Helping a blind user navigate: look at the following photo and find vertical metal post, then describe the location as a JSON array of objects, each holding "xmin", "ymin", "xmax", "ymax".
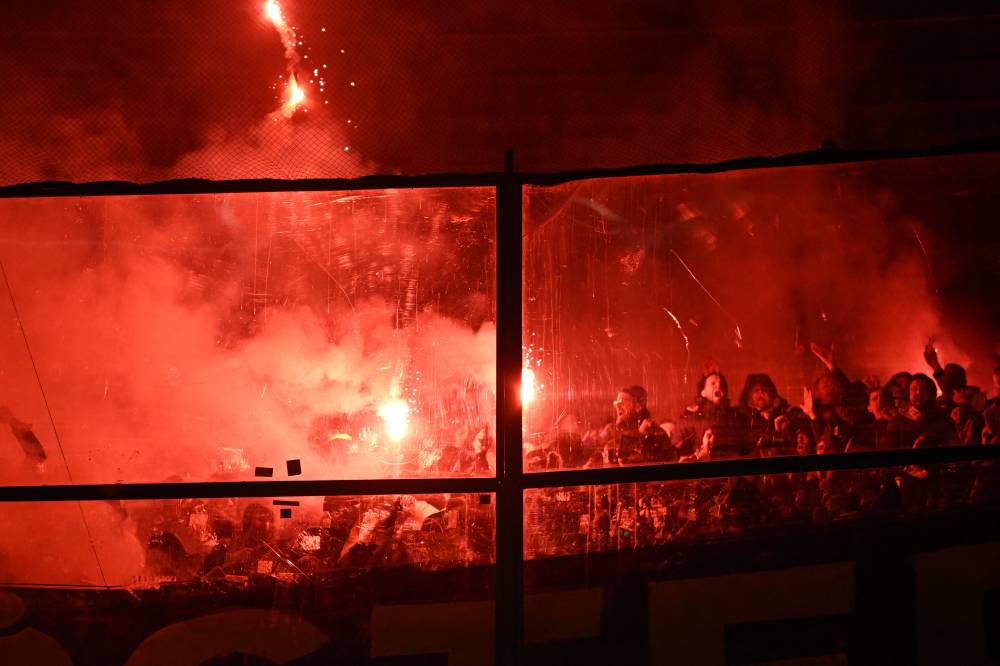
[{"xmin": 495, "ymin": 149, "xmax": 524, "ymax": 665}]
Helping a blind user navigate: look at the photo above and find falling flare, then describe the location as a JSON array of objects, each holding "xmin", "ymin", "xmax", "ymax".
[
  {"xmin": 378, "ymin": 399, "xmax": 409, "ymax": 443},
  {"xmin": 264, "ymin": 0, "xmax": 296, "ymax": 57},
  {"xmin": 264, "ymin": 0, "xmax": 309, "ymax": 117},
  {"xmin": 264, "ymin": 0, "xmax": 284, "ymax": 27}
]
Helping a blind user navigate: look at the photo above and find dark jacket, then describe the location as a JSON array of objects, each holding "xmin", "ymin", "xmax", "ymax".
[
  {"xmin": 676, "ymin": 399, "xmax": 749, "ymax": 458},
  {"xmin": 735, "ymin": 396, "xmax": 790, "ymax": 451},
  {"xmin": 886, "ymin": 405, "xmax": 959, "ymax": 449},
  {"xmin": 614, "ymin": 409, "xmax": 674, "ymax": 463}
]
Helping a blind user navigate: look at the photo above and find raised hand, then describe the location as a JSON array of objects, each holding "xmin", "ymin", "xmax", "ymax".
[
  {"xmin": 923, "ymin": 336, "xmax": 943, "ymax": 372},
  {"xmin": 802, "ymin": 387, "xmax": 815, "ymax": 420},
  {"xmin": 774, "ymin": 414, "xmax": 789, "ymax": 434},
  {"xmin": 809, "ymin": 342, "xmax": 836, "ymax": 371}
]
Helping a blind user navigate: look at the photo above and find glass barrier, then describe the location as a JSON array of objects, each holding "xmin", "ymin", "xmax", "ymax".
[
  {"xmin": 0, "ymin": 188, "xmax": 496, "ymax": 485},
  {"xmin": 0, "ymin": 493, "xmax": 496, "ymax": 663},
  {"xmin": 523, "ymin": 459, "xmax": 1000, "ymax": 560},
  {"xmin": 0, "ymin": 494, "xmax": 495, "ymax": 586},
  {"xmin": 522, "ymin": 153, "xmax": 1000, "ymax": 469}
]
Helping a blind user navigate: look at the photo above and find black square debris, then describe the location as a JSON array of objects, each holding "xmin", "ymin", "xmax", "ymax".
[
  {"xmin": 286, "ymin": 459, "xmax": 302, "ymax": 476},
  {"xmin": 280, "ymin": 508, "xmax": 292, "ymax": 519},
  {"xmin": 254, "ymin": 467, "xmax": 274, "ymax": 477},
  {"xmin": 480, "ymin": 494, "xmax": 491, "ymax": 505}
]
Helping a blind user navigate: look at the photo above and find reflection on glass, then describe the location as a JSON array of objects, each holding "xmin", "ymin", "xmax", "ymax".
[
  {"xmin": 0, "ymin": 188, "xmax": 496, "ymax": 484},
  {"xmin": 0, "ymin": 494, "xmax": 495, "ymax": 587},
  {"xmin": 0, "ymin": 494, "xmax": 496, "ymax": 664},
  {"xmin": 524, "ymin": 461, "xmax": 1000, "ymax": 559},
  {"xmin": 523, "ymin": 154, "xmax": 1000, "ymax": 470}
]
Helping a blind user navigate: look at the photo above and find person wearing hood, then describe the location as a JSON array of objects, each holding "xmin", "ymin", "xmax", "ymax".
[
  {"xmin": 676, "ymin": 370, "xmax": 748, "ymax": 458},
  {"xmin": 735, "ymin": 373, "xmax": 795, "ymax": 453}
]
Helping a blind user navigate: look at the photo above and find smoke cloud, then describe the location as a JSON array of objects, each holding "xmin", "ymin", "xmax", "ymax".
[
  {"xmin": 0, "ymin": 188, "xmax": 495, "ymax": 584},
  {"xmin": 523, "ymin": 153, "xmax": 999, "ymax": 429}
]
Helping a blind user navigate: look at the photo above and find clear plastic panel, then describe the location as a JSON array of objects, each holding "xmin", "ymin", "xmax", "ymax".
[
  {"xmin": 522, "ymin": 153, "xmax": 1000, "ymax": 469},
  {"xmin": 0, "ymin": 494, "xmax": 495, "ymax": 664},
  {"xmin": 524, "ymin": 460, "xmax": 1000, "ymax": 560},
  {"xmin": 0, "ymin": 188, "xmax": 496, "ymax": 484}
]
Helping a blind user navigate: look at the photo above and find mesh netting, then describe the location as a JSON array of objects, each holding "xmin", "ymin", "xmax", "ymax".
[{"xmin": 2, "ymin": 1, "xmax": 999, "ymax": 184}]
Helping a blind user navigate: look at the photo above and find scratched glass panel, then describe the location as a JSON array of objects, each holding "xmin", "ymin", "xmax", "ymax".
[
  {"xmin": 0, "ymin": 493, "xmax": 495, "ymax": 663},
  {"xmin": 523, "ymin": 459, "xmax": 1000, "ymax": 560},
  {"xmin": 0, "ymin": 188, "xmax": 496, "ymax": 484},
  {"xmin": 522, "ymin": 153, "xmax": 1000, "ymax": 469}
]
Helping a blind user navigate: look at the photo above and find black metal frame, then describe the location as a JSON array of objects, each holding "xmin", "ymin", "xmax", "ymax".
[{"xmin": 0, "ymin": 137, "xmax": 998, "ymax": 665}]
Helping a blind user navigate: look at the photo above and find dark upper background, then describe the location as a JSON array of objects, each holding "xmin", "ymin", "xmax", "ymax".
[{"xmin": 1, "ymin": 0, "xmax": 999, "ymax": 183}]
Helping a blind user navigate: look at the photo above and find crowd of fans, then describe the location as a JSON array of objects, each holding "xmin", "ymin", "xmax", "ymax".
[
  {"xmin": 142, "ymin": 492, "xmax": 496, "ymax": 582},
  {"xmin": 140, "ymin": 338, "xmax": 1000, "ymax": 576},
  {"xmin": 522, "ymin": 339, "xmax": 1000, "ymax": 558},
  {"xmin": 527, "ymin": 339, "xmax": 1000, "ymax": 471}
]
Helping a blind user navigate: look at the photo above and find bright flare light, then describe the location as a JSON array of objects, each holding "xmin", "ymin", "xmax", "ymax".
[
  {"xmin": 284, "ymin": 74, "xmax": 305, "ymax": 114},
  {"xmin": 264, "ymin": 0, "xmax": 285, "ymax": 28},
  {"xmin": 521, "ymin": 367, "xmax": 536, "ymax": 406},
  {"xmin": 264, "ymin": 0, "xmax": 310, "ymax": 117},
  {"xmin": 378, "ymin": 399, "xmax": 409, "ymax": 442}
]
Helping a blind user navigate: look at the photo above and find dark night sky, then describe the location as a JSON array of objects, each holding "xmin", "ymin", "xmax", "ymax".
[{"xmin": 1, "ymin": 0, "xmax": 999, "ymax": 183}]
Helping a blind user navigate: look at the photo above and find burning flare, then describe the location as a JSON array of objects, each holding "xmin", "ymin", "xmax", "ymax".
[
  {"xmin": 521, "ymin": 367, "xmax": 536, "ymax": 407},
  {"xmin": 264, "ymin": 0, "xmax": 285, "ymax": 28},
  {"xmin": 264, "ymin": 0, "xmax": 307, "ymax": 117},
  {"xmin": 284, "ymin": 74, "xmax": 305, "ymax": 116},
  {"xmin": 378, "ymin": 399, "xmax": 409, "ymax": 443}
]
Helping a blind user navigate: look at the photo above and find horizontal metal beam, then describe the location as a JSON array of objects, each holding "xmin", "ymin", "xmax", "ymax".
[
  {"xmin": 524, "ymin": 444, "xmax": 1000, "ymax": 489},
  {"xmin": 0, "ymin": 173, "xmax": 502, "ymax": 199},
  {"xmin": 0, "ymin": 476, "xmax": 498, "ymax": 502},
  {"xmin": 521, "ymin": 136, "xmax": 1000, "ymax": 186},
  {"xmin": 1, "ymin": 444, "xmax": 998, "ymax": 502},
  {"xmin": 1, "ymin": 137, "xmax": 997, "ymax": 199}
]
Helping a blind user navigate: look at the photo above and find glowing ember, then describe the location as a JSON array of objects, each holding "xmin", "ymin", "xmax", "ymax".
[
  {"xmin": 378, "ymin": 399, "xmax": 409, "ymax": 442},
  {"xmin": 521, "ymin": 367, "xmax": 536, "ymax": 406}
]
